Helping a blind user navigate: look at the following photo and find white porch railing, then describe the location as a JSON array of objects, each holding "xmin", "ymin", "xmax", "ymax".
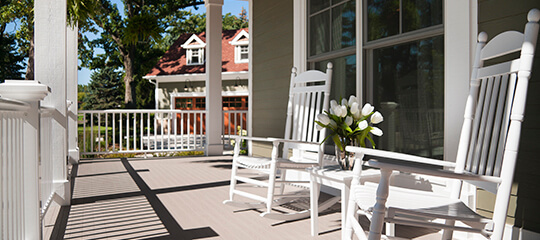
[
  {"xmin": 1, "ymin": 94, "xmax": 69, "ymax": 240},
  {"xmin": 78, "ymin": 109, "xmax": 248, "ymax": 155},
  {"xmin": 0, "ymin": 98, "xmax": 29, "ymax": 240}
]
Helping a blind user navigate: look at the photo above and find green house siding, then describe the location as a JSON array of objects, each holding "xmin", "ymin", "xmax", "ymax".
[
  {"xmin": 251, "ymin": 0, "xmax": 293, "ymax": 141},
  {"xmin": 478, "ymin": 0, "xmax": 540, "ymax": 232}
]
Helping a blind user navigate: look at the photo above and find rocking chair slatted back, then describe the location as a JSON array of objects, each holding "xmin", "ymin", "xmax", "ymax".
[
  {"xmin": 283, "ymin": 64, "xmax": 333, "ymax": 162},
  {"xmin": 454, "ymin": 10, "xmax": 538, "ymax": 206}
]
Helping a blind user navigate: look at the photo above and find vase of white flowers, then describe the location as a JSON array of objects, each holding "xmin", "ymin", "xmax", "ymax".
[{"xmin": 315, "ymin": 95, "xmax": 383, "ymax": 170}]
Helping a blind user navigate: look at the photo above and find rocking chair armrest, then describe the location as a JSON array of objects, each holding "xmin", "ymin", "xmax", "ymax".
[
  {"xmin": 233, "ymin": 135, "xmax": 274, "ymax": 143},
  {"xmin": 266, "ymin": 138, "xmax": 319, "ymax": 146},
  {"xmin": 366, "ymin": 160, "xmax": 502, "ymax": 184},
  {"xmin": 345, "ymin": 146, "xmax": 456, "ymax": 168},
  {"xmin": 232, "ymin": 136, "xmax": 319, "ymax": 146}
]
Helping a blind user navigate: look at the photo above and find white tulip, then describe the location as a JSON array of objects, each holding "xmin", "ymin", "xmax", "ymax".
[
  {"xmin": 370, "ymin": 111, "xmax": 384, "ymax": 124},
  {"xmin": 350, "ymin": 102, "xmax": 359, "ymax": 114},
  {"xmin": 330, "ymin": 100, "xmax": 338, "ymax": 109},
  {"xmin": 317, "ymin": 113, "xmax": 330, "ymax": 125},
  {"xmin": 330, "ymin": 100, "xmax": 338, "ymax": 115},
  {"xmin": 358, "ymin": 120, "xmax": 368, "ymax": 130},
  {"xmin": 348, "ymin": 95, "xmax": 358, "ymax": 107},
  {"xmin": 353, "ymin": 111, "xmax": 362, "ymax": 120},
  {"xmin": 344, "ymin": 116, "xmax": 353, "ymax": 126},
  {"xmin": 362, "ymin": 103, "xmax": 374, "ymax": 116},
  {"xmin": 371, "ymin": 127, "xmax": 383, "ymax": 136},
  {"xmin": 331, "ymin": 105, "xmax": 341, "ymax": 116},
  {"xmin": 338, "ymin": 105, "xmax": 348, "ymax": 117},
  {"xmin": 316, "ymin": 124, "xmax": 324, "ymax": 131},
  {"xmin": 329, "ymin": 119, "xmax": 337, "ymax": 128},
  {"xmin": 341, "ymin": 98, "xmax": 348, "ymax": 107}
]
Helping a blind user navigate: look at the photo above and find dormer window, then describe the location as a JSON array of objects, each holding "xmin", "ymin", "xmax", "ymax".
[
  {"xmin": 230, "ymin": 29, "xmax": 249, "ymax": 63},
  {"xmin": 181, "ymin": 34, "xmax": 206, "ymax": 65},
  {"xmin": 188, "ymin": 48, "xmax": 204, "ymax": 65}
]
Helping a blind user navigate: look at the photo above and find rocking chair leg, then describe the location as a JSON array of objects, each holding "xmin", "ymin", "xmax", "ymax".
[
  {"xmin": 228, "ymin": 161, "xmax": 239, "ymax": 202},
  {"xmin": 279, "ymin": 169, "xmax": 287, "ymax": 195},
  {"xmin": 266, "ymin": 161, "xmax": 278, "ymax": 213},
  {"xmin": 442, "ymin": 220, "xmax": 455, "ymax": 240}
]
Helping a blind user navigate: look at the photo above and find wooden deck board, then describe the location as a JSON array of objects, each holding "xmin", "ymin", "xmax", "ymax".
[{"xmin": 51, "ymin": 155, "xmax": 443, "ymax": 240}]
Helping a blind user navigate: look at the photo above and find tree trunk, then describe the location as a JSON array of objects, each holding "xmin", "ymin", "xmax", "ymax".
[
  {"xmin": 25, "ymin": 32, "xmax": 34, "ymax": 80},
  {"xmin": 123, "ymin": 49, "xmax": 135, "ymax": 108}
]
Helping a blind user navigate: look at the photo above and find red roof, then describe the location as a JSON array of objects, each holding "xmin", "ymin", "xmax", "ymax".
[{"xmin": 146, "ymin": 28, "xmax": 249, "ymax": 77}]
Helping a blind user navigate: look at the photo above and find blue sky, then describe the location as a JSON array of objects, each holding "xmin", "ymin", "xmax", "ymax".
[{"xmin": 77, "ymin": 0, "xmax": 249, "ymax": 85}]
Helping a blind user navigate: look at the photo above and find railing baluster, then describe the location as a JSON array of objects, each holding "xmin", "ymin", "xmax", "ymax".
[
  {"xmin": 90, "ymin": 113, "xmax": 94, "ymax": 153},
  {"xmin": 133, "ymin": 112, "xmax": 136, "ymax": 151},
  {"xmin": 113, "ymin": 112, "xmax": 116, "ymax": 152},
  {"xmin": 120, "ymin": 113, "xmax": 123, "ymax": 152},
  {"xmin": 105, "ymin": 112, "xmax": 109, "ymax": 152},
  {"xmin": 97, "ymin": 113, "xmax": 101, "ymax": 152},
  {"xmin": 147, "ymin": 112, "xmax": 150, "ymax": 151},
  {"xmin": 83, "ymin": 113, "xmax": 86, "ymax": 153},
  {"xmin": 154, "ymin": 112, "xmax": 157, "ymax": 151},
  {"xmin": 174, "ymin": 111, "xmax": 178, "ymax": 150}
]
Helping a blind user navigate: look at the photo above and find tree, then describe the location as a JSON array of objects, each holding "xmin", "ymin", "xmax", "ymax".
[
  {"xmin": 76, "ymin": 0, "xmax": 205, "ymax": 108},
  {"xmin": 81, "ymin": 67, "xmax": 124, "ymax": 110},
  {"xmin": 0, "ymin": 24, "xmax": 25, "ymax": 82},
  {"xmin": 158, "ymin": 8, "xmax": 249, "ymax": 55},
  {"xmin": 0, "ymin": 0, "xmax": 33, "ymax": 80}
]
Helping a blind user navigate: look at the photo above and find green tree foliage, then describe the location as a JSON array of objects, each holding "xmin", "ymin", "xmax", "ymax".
[
  {"xmin": 160, "ymin": 7, "xmax": 248, "ymax": 49},
  {"xmin": 0, "ymin": 0, "xmax": 33, "ymax": 79},
  {"xmin": 76, "ymin": 0, "xmax": 205, "ymax": 108},
  {"xmin": 0, "ymin": 25, "xmax": 25, "ymax": 82},
  {"xmin": 81, "ymin": 67, "xmax": 124, "ymax": 110}
]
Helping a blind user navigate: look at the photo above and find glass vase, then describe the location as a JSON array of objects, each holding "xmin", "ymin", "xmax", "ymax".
[{"xmin": 335, "ymin": 145, "xmax": 355, "ymax": 170}]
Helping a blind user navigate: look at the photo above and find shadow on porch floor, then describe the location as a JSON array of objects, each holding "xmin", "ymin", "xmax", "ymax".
[{"xmin": 45, "ymin": 155, "xmax": 441, "ymax": 240}]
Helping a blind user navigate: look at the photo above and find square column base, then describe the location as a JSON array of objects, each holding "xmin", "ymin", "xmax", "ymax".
[{"xmin": 206, "ymin": 144, "xmax": 224, "ymax": 156}]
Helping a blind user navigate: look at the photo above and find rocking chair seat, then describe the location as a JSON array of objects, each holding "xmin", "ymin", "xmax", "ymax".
[{"xmin": 352, "ymin": 182, "xmax": 488, "ymax": 224}]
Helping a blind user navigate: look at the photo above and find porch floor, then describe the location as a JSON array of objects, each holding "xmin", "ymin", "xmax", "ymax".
[{"xmin": 46, "ymin": 155, "xmax": 443, "ymax": 240}]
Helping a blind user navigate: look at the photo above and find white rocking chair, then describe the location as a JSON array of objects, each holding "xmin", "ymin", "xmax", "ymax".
[
  {"xmin": 223, "ymin": 63, "xmax": 335, "ymax": 220},
  {"xmin": 344, "ymin": 8, "xmax": 539, "ymax": 240}
]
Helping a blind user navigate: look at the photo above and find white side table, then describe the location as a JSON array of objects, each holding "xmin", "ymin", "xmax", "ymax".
[{"xmin": 309, "ymin": 165, "xmax": 353, "ymax": 237}]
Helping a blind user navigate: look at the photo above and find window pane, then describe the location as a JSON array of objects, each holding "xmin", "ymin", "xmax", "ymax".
[
  {"xmin": 310, "ymin": 11, "xmax": 330, "ymax": 56},
  {"xmin": 403, "ymin": 0, "xmax": 443, "ymax": 32},
  {"xmin": 176, "ymin": 98, "xmax": 193, "ymax": 109},
  {"xmin": 314, "ymin": 55, "xmax": 356, "ymax": 102},
  {"xmin": 310, "ymin": 0, "xmax": 330, "ymax": 14},
  {"xmin": 332, "ymin": 1, "xmax": 356, "ymax": 51},
  {"xmin": 371, "ymin": 35, "xmax": 444, "ymax": 159},
  {"xmin": 367, "ymin": 0, "xmax": 399, "ymax": 41}
]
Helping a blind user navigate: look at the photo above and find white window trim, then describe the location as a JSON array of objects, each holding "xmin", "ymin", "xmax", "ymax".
[
  {"xmin": 181, "ymin": 34, "xmax": 206, "ymax": 65},
  {"xmin": 235, "ymin": 45, "xmax": 249, "ymax": 63},
  {"xmin": 230, "ymin": 29, "xmax": 250, "ymax": 63}
]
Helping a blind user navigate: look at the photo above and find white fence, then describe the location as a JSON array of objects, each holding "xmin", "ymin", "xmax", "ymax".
[{"xmin": 78, "ymin": 109, "xmax": 248, "ymax": 155}]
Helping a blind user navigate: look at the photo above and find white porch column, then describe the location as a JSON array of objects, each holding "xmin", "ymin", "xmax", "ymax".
[
  {"xmin": 67, "ymin": 25, "xmax": 79, "ymax": 164},
  {"xmin": 0, "ymin": 81, "xmax": 49, "ymax": 240},
  {"xmin": 35, "ymin": 0, "xmax": 70, "ymax": 205},
  {"xmin": 205, "ymin": 0, "xmax": 224, "ymax": 155}
]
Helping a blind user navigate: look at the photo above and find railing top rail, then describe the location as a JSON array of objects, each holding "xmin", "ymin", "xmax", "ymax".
[
  {"xmin": 0, "ymin": 97, "xmax": 30, "ymax": 111},
  {"xmin": 78, "ymin": 109, "xmax": 206, "ymax": 114}
]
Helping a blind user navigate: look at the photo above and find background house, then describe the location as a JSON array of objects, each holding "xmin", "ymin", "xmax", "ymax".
[
  {"xmin": 145, "ymin": 28, "xmax": 249, "ymax": 135},
  {"xmin": 249, "ymin": 0, "xmax": 540, "ymax": 237},
  {"xmin": 145, "ymin": 28, "xmax": 249, "ymax": 112}
]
